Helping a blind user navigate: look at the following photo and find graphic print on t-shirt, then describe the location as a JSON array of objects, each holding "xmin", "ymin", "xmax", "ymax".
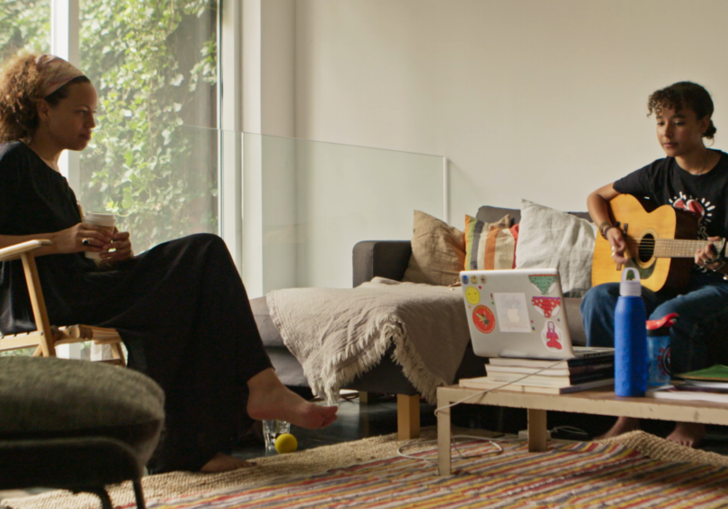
[{"xmin": 670, "ymin": 191, "xmax": 714, "ymax": 240}]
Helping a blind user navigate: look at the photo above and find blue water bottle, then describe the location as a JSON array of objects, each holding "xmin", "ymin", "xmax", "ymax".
[{"xmin": 614, "ymin": 268, "xmax": 647, "ymax": 397}]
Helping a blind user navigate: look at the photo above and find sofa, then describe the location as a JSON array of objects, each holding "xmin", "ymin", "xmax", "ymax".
[{"xmin": 252, "ymin": 201, "xmax": 595, "ymax": 439}]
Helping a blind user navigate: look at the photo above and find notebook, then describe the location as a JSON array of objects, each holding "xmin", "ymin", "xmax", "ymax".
[{"xmin": 460, "ymin": 268, "xmax": 613, "ymax": 360}]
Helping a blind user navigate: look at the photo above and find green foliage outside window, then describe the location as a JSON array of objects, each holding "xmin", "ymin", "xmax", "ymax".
[
  {"xmin": 0, "ymin": 1, "xmax": 50, "ymax": 60},
  {"xmin": 80, "ymin": 0, "xmax": 219, "ymax": 253}
]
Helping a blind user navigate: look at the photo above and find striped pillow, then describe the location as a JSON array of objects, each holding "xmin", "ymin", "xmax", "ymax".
[{"xmin": 464, "ymin": 215, "xmax": 518, "ymax": 270}]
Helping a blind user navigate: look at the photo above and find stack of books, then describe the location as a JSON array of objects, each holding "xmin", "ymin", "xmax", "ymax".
[
  {"xmin": 459, "ymin": 352, "xmax": 615, "ymax": 394},
  {"xmin": 647, "ymin": 364, "xmax": 728, "ymax": 404}
]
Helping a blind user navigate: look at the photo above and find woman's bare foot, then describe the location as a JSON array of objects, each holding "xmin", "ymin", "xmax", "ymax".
[
  {"xmin": 667, "ymin": 422, "xmax": 705, "ymax": 448},
  {"xmin": 595, "ymin": 416, "xmax": 640, "ymax": 440},
  {"xmin": 200, "ymin": 453, "xmax": 255, "ymax": 473},
  {"xmin": 247, "ymin": 368, "xmax": 338, "ymax": 429}
]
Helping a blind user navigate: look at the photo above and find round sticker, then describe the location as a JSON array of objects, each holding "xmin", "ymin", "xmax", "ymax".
[
  {"xmin": 465, "ymin": 286, "xmax": 481, "ymax": 305},
  {"xmin": 473, "ymin": 305, "xmax": 496, "ymax": 334}
]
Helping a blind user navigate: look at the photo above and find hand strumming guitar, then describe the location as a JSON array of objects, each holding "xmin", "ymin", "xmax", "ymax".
[{"xmin": 605, "ymin": 227, "xmax": 629, "ymax": 266}]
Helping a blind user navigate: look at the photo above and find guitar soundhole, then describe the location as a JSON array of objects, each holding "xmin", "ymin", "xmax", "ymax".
[{"xmin": 638, "ymin": 234, "xmax": 655, "ymax": 262}]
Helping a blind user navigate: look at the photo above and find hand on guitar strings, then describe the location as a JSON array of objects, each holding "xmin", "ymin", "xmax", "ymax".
[{"xmin": 605, "ymin": 228, "xmax": 629, "ymax": 266}]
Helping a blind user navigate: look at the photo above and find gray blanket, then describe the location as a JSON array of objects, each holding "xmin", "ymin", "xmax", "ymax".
[{"xmin": 267, "ymin": 278, "xmax": 471, "ymax": 404}]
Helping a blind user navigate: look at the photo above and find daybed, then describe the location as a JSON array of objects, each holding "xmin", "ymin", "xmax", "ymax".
[{"xmin": 252, "ymin": 201, "xmax": 596, "ymax": 439}]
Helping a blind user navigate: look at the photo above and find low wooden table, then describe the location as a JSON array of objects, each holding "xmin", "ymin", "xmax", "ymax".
[{"xmin": 436, "ymin": 384, "xmax": 728, "ymax": 476}]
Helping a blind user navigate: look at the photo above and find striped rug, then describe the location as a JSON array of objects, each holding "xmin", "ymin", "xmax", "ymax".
[{"xmin": 143, "ymin": 438, "xmax": 728, "ymax": 509}]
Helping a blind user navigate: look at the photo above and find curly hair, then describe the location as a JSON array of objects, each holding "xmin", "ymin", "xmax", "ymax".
[
  {"xmin": 647, "ymin": 81, "xmax": 716, "ymax": 140},
  {"xmin": 0, "ymin": 53, "xmax": 90, "ymax": 143}
]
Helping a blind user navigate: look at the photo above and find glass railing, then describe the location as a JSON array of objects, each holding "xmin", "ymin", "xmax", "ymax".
[
  {"xmin": 77, "ymin": 126, "xmax": 446, "ymax": 298},
  {"xmin": 239, "ymin": 133, "xmax": 445, "ymax": 297}
]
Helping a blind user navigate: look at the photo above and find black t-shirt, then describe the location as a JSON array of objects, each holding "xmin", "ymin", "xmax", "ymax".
[{"xmin": 614, "ymin": 150, "xmax": 728, "ymax": 240}]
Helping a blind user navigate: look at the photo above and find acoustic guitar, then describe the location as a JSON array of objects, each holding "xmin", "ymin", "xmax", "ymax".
[{"xmin": 591, "ymin": 194, "xmax": 726, "ymax": 293}]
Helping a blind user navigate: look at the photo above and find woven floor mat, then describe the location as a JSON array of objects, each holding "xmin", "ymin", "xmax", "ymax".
[{"xmin": 2, "ymin": 427, "xmax": 727, "ymax": 509}]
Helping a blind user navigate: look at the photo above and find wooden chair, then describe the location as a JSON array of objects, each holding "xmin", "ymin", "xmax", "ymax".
[{"xmin": 0, "ymin": 240, "xmax": 126, "ymax": 365}]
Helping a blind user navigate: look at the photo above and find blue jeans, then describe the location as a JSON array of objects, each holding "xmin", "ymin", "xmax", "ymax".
[{"xmin": 581, "ymin": 271, "xmax": 728, "ymax": 374}]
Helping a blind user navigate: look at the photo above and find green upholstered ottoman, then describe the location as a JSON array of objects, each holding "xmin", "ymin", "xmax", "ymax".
[{"xmin": 0, "ymin": 356, "xmax": 165, "ymax": 508}]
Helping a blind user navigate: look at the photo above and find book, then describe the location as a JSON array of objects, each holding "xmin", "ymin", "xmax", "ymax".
[
  {"xmin": 646, "ymin": 384, "xmax": 728, "ymax": 404},
  {"xmin": 681, "ymin": 380, "xmax": 728, "ymax": 390},
  {"xmin": 676, "ymin": 364, "xmax": 728, "ymax": 382},
  {"xmin": 484, "ymin": 362, "xmax": 614, "ymax": 378},
  {"xmin": 487, "ymin": 351, "xmax": 614, "ymax": 370},
  {"xmin": 481, "ymin": 370, "xmax": 613, "ymax": 388},
  {"xmin": 458, "ymin": 376, "xmax": 614, "ymax": 394}
]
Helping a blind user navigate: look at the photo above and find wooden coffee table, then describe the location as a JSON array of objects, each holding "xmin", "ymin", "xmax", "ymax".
[{"xmin": 436, "ymin": 384, "xmax": 728, "ymax": 475}]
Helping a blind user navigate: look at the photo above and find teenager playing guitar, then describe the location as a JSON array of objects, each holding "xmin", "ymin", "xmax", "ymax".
[{"xmin": 582, "ymin": 82, "xmax": 728, "ymax": 447}]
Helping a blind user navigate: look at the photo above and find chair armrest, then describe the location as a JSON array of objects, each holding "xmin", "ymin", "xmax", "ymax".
[
  {"xmin": 353, "ymin": 240, "xmax": 412, "ymax": 287},
  {"xmin": 0, "ymin": 240, "xmax": 51, "ymax": 262}
]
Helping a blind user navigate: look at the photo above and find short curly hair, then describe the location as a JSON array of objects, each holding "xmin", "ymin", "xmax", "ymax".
[
  {"xmin": 0, "ymin": 52, "xmax": 90, "ymax": 143},
  {"xmin": 647, "ymin": 81, "xmax": 716, "ymax": 140}
]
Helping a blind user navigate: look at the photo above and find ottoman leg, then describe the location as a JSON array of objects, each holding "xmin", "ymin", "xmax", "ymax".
[{"xmin": 397, "ymin": 394, "xmax": 420, "ymax": 440}]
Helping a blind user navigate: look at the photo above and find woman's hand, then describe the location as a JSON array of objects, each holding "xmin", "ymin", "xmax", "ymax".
[
  {"xmin": 606, "ymin": 227, "xmax": 629, "ymax": 265},
  {"xmin": 100, "ymin": 228, "xmax": 133, "ymax": 263},
  {"xmin": 695, "ymin": 236, "xmax": 724, "ymax": 271},
  {"xmin": 51, "ymin": 222, "xmax": 113, "ymax": 254}
]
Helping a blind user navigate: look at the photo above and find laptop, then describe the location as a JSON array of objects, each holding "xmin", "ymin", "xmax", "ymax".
[{"xmin": 460, "ymin": 268, "xmax": 613, "ymax": 360}]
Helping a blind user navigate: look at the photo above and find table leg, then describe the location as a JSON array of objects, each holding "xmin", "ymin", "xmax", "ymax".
[
  {"xmin": 527, "ymin": 408, "xmax": 548, "ymax": 452},
  {"xmin": 437, "ymin": 393, "xmax": 452, "ymax": 476}
]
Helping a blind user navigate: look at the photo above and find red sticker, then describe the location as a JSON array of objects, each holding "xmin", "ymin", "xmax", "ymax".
[{"xmin": 473, "ymin": 305, "xmax": 496, "ymax": 334}]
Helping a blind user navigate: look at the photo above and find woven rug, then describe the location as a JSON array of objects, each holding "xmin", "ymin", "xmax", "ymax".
[{"xmin": 4, "ymin": 429, "xmax": 728, "ymax": 509}]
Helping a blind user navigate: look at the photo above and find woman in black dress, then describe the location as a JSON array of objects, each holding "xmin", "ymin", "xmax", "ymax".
[{"xmin": 0, "ymin": 53, "xmax": 337, "ymax": 474}]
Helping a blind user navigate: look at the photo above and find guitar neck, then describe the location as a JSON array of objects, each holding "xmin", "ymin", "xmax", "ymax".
[{"xmin": 629, "ymin": 238, "xmax": 719, "ymax": 259}]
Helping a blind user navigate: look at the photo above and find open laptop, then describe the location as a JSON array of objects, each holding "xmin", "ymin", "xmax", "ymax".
[{"xmin": 460, "ymin": 268, "xmax": 613, "ymax": 360}]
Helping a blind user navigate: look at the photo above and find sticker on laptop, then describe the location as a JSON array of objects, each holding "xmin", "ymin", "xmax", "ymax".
[
  {"xmin": 493, "ymin": 293, "xmax": 532, "ymax": 333},
  {"xmin": 542, "ymin": 321, "xmax": 564, "ymax": 350},
  {"xmin": 472, "ymin": 305, "xmax": 496, "ymax": 334},
  {"xmin": 531, "ymin": 296, "xmax": 562, "ymax": 318},
  {"xmin": 465, "ymin": 286, "xmax": 481, "ymax": 305},
  {"xmin": 528, "ymin": 274, "xmax": 559, "ymax": 295}
]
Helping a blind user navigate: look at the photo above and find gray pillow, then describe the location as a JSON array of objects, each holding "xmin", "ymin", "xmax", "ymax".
[{"xmin": 0, "ymin": 356, "xmax": 164, "ymax": 464}]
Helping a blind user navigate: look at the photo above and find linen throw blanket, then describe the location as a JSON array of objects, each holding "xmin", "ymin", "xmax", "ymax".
[{"xmin": 267, "ymin": 278, "xmax": 470, "ymax": 403}]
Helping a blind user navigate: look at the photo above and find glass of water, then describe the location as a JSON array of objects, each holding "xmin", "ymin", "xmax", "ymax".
[{"xmin": 262, "ymin": 420, "xmax": 291, "ymax": 449}]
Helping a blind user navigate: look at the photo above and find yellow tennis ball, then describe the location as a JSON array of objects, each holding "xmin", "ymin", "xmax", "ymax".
[{"xmin": 275, "ymin": 433, "xmax": 298, "ymax": 454}]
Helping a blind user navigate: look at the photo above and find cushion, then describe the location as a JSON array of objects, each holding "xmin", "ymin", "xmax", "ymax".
[
  {"xmin": 0, "ymin": 356, "xmax": 165, "ymax": 465},
  {"xmin": 514, "ymin": 199, "xmax": 597, "ymax": 298},
  {"xmin": 402, "ymin": 210, "xmax": 465, "ymax": 286},
  {"xmin": 464, "ymin": 215, "xmax": 518, "ymax": 270},
  {"xmin": 476, "ymin": 205, "xmax": 592, "ymax": 225},
  {"xmin": 252, "ymin": 296, "xmax": 285, "ymax": 348},
  {"xmin": 476, "ymin": 205, "xmax": 520, "ymax": 225}
]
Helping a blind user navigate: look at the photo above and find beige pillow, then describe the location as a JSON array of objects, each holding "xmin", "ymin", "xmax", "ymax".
[
  {"xmin": 515, "ymin": 199, "xmax": 597, "ymax": 297},
  {"xmin": 402, "ymin": 210, "xmax": 465, "ymax": 286}
]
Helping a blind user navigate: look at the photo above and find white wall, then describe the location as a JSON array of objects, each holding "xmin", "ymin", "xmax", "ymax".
[{"xmin": 292, "ymin": 0, "xmax": 728, "ymax": 223}]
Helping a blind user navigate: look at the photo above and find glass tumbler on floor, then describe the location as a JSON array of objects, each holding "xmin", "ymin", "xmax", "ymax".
[{"xmin": 262, "ymin": 420, "xmax": 291, "ymax": 450}]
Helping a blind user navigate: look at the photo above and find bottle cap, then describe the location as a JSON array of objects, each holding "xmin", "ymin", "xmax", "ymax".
[
  {"xmin": 646, "ymin": 312, "xmax": 678, "ymax": 336},
  {"xmin": 619, "ymin": 267, "xmax": 642, "ymax": 296}
]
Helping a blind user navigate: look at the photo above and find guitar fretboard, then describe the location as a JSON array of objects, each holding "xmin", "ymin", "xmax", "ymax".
[{"xmin": 626, "ymin": 238, "xmax": 717, "ymax": 259}]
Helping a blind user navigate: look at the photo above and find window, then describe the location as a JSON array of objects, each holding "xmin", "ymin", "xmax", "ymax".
[{"xmin": 78, "ymin": 0, "xmax": 219, "ymax": 252}]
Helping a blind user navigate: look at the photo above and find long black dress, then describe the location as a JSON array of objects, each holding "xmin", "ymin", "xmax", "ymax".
[{"xmin": 0, "ymin": 141, "xmax": 273, "ymax": 473}]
